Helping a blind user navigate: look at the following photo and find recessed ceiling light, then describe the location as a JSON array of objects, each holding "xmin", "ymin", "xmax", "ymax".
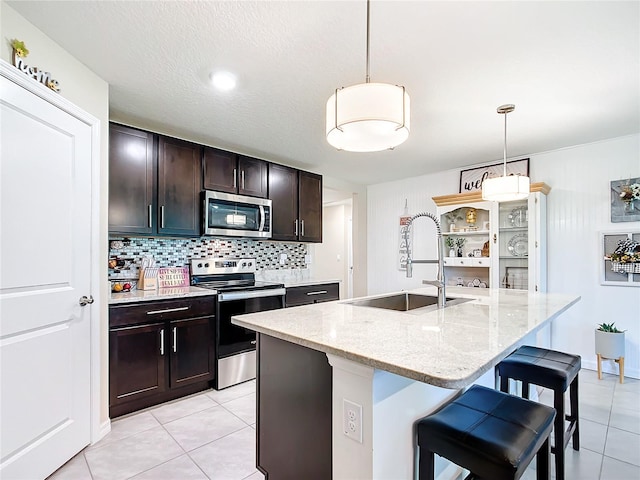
[{"xmin": 210, "ymin": 71, "xmax": 236, "ymax": 91}]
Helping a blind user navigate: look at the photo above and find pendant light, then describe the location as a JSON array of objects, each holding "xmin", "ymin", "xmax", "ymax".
[
  {"xmin": 326, "ymin": 0, "xmax": 410, "ymax": 152},
  {"xmin": 481, "ymin": 104, "xmax": 530, "ymax": 202}
]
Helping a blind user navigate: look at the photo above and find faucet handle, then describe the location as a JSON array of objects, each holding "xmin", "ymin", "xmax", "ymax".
[{"xmin": 422, "ymin": 280, "xmax": 443, "ymax": 287}]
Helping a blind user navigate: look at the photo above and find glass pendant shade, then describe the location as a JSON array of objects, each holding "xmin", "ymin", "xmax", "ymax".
[
  {"xmin": 326, "ymin": 83, "xmax": 410, "ymax": 152},
  {"xmin": 481, "ymin": 175, "xmax": 530, "ymax": 201}
]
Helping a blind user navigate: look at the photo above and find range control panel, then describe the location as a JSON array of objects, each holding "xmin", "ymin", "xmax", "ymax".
[{"xmin": 190, "ymin": 257, "xmax": 257, "ymax": 276}]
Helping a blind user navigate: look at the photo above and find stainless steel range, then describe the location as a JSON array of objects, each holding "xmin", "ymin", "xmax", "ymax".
[{"xmin": 191, "ymin": 258, "xmax": 285, "ymax": 389}]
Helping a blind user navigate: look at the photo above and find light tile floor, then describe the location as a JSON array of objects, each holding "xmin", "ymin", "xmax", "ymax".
[{"xmin": 49, "ymin": 369, "xmax": 639, "ymax": 480}]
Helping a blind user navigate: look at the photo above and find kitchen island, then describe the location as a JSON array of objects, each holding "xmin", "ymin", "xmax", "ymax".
[{"xmin": 232, "ymin": 287, "xmax": 580, "ymax": 480}]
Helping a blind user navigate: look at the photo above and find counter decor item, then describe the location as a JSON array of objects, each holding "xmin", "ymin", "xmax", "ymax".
[
  {"xmin": 611, "ymin": 177, "xmax": 640, "ymax": 222},
  {"xmin": 158, "ymin": 267, "xmax": 190, "ymax": 288},
  {"xmin": 595, "ymin": 322, "xmax": 625, "ymax": 383}
]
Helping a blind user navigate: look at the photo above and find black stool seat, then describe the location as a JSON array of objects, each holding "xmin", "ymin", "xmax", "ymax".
[
  {"xmin": 498, "ymin": 345, "xmax": 581, "ymax": 392},
  {"xmin": 417, "ymin": 385, "xmax": 556, "ymax": 480},
  {"xmin": 497, "ymin": 346, "xmax": 581, "ymax": 480}
]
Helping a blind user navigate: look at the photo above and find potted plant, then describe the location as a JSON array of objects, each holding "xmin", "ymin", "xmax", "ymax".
[
  {"xmin": 444, "ymin": 210, "xmax": 464, "ymax": 232},
  {"xmin": 445, "ymin": 237, "xmax": 456, "ymax": 257},
  {"xmin": 595, "ymin": 322, "xmax": 625, "ymax": 382},
  {"xmin": 455, "ymin": 237, "xmax": 466, "ymax": 257}
]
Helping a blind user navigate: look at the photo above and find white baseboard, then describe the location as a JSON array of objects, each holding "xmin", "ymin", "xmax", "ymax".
[{"xmin": 93, "ymin": 419, "xmax": 111, "ymax": 444}]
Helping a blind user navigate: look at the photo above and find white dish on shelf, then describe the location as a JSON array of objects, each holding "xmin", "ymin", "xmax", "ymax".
[
  {"xmin": 508, "ymin": 206, "xmax": 528, "ymax": 227},
  {"xmin": 507, "ymin": 233, "xmax": 528, "ymax": 256}
]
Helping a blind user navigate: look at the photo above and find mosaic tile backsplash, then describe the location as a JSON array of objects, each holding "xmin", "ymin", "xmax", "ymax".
[{"xmin": 108, "ymin": 236, "xmax": 308, "ymax": 282}]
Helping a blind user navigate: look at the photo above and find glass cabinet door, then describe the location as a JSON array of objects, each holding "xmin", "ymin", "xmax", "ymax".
[{"xmin": 497, "ymin": 199, "xmax": 529, "ymax": 289}]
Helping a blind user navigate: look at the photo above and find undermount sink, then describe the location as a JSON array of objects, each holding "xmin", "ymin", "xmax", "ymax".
[{"xmin": 343, "ymin": 292, "xmax": 471, "ymax": 312}]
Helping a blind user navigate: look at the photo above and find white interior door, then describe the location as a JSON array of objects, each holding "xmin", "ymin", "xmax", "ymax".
[{"xmin": 1, "ymin": 73, "xmax": 93, "ymax": 479}]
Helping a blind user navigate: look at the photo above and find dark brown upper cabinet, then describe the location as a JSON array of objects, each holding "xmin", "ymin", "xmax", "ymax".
[
  {"xmin": 203, "ymin": 146, "xmax": 268, "ymax": 198},
  {"xmin": 109, "ymin": 124, "xmax": 202, "ymax": 237},
  {"xmin": 157, "ymin": 136, "xmax": 202, "ymax": 236},
  {"xmin": 108, "ymin": 124, "xmax": 156, "ymax": 235},
  {"xmin": 269, "ymin": 164, "xmax": 322, "ymax": 243}
]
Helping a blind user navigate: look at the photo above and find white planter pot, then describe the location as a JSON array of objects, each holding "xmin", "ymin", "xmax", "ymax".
[{"xmin": 595, "ymin": 329, "xmax": 625, "ymax": 359}]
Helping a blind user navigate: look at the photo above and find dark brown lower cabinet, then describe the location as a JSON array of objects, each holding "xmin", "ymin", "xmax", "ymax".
[
  {"xmin": 169, "ymin": 317, "xmax": 215, "ymax": 388},
  {"xmin": 109, "ymin": 297, "xmax": 215, "ymax": 418},
  {"xmin": 109, "ymin": 322, "xmax": 166, "ymax": 407},
  {"xmin": 257, "ymin": 334, "xmax": 332, "ymax": 479}
]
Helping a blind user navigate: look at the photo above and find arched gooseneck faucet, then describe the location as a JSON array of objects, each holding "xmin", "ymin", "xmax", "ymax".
[{"xmin": 403, "ymin": 212, "xmax": 446, "ymax": 308}]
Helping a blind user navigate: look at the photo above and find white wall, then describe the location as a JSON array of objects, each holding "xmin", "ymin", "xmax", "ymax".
[
  {"xmin": 368, "ymin": 134, "xmax": 640, "ymax": 379},
  {"xmin": 1, "ymin": 2, "xmax": 110, "ymax": 423},
  {"xmin": 313, "ymin": 202, "xmax": 353, "ymax": 299}
]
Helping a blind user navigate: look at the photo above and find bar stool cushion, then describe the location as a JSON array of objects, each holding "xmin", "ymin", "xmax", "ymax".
[
  {"xmin": 417, "ymin": 385, "xmax": 556, "ymax": 480},
  {"xmin": 498, "ymin": 346, "xmax": 581, "ymax": 391}
]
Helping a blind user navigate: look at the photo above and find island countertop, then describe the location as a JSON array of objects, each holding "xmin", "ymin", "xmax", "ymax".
[{"xmin": 232, "ymin": 287, "xmax": 580, "ymax": 388}]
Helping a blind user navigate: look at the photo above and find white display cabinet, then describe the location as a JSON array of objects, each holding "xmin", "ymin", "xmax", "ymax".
[{"xmin": 433, "ymin": 183, "xmax": 549, "ymax": 292}]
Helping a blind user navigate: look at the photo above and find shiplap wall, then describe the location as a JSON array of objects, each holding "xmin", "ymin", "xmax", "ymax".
[{"xmin": 368, "ymin": 134, "xmax": 640, "ymax": 378}]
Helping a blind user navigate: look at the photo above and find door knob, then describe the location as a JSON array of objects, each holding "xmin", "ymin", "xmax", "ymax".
[{"xmin": 79, "ymin": 295, "xmax": 94, "ymax": 306}]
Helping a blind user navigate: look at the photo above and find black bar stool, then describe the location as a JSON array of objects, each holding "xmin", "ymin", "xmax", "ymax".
[
  {"xmin": 496, "ymin": 345, "xmax": 581, "ymax": 480},
  {"xmin": 417, "ymin": 385, "xmax": 556, "ymax": 480}
]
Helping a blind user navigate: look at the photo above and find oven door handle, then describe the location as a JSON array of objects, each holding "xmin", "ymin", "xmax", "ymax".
[{"xmin": 218, "ymin": 288, "xmax": 286, "ymax": 302}]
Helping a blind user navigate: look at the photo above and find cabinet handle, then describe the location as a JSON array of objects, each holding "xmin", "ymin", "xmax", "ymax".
[
  {"xmin": 172, "ymin": 327, "xmax": 177, "ymax": 353},
  {"xmin": 160, "ymin": 205, "xmax": 165, "ymax": 228},
  {"xmin": 160, "ymin": 328, "xmax": 165, "ymax": 356},
  {"xmin": 146, "ymin": 306, "xmax": 189, "ymax": 315},
  {"xmin": 233, "ymin": 168, "xmax": 237, "ymax": 189},
  {"xmin": 241, "ymin": 170, "xmax": 245, "ymax": 189},
  {"xmin": 148, "ymin": 205, "xmax": 152, "ymax": 228},
  {"xmin": 493, "ymin": 233, "xmax": 497, "ymax": 244},
  {"xmin": 306, "ymin": 290, "xmax": 328, "ymax": 296},
  {"xmin": 251, "ymin": 340, "xmax": 257, "ymax": 345},
  {"xmin": 294, "ymin": 219, "xmax": 299, "ymax": 236},
  {"xmin": 301, "ymin": 219, "xmax": 305, "ymax": 237}
]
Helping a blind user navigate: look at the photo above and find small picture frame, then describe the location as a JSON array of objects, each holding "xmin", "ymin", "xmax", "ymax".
[{"xmin": 611, "ymin": 178, "xmax": 640, "ymax": 223}]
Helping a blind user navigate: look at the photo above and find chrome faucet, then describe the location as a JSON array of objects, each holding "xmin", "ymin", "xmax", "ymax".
[{"xmin": 404, "ymin": 212, "xmax": 446, "ymax": 308}]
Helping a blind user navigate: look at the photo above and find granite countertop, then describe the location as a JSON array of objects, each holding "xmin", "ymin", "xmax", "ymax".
[
  {"xmin": 109, "ymin": 286, "xmax": 216, "ymax": 305},
  {"xmin": 232, "ymin": 286, "xmax": 580, "ymax": 388}
]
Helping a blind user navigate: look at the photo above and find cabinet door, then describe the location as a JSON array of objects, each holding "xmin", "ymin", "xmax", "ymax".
[
  {"xmin": 108, "ymin": 124, "xmax": 155, "ymax": 234},
  {"xmin": 203, "ymin": 146, "xmax": 237, "ymax": 194},
  {"xmin": 238, "ymin": 155, "xmax": 268, "ymax": 198},
  {"xmin": 109, "ymin": 323, "xmax": 166, "ymax": 408},
  {"xmin": 169, "ymin": 317, "xmax": 215, "ymax": 389},
  {"xmin": 158, "ymin": 136, "xmax": 202, "ymax": 236},
  {"xmin": 269, "ymin": 164, "xmax": 299, "ymax": 241},
  {"xmin": 298, "ymin": 171, "xmax": 323, "ymax": 243}
]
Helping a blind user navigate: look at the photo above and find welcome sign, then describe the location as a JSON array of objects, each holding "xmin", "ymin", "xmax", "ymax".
[{"xmin": 459, "ymin": 158, "xmax": 529, "ymax": 193}]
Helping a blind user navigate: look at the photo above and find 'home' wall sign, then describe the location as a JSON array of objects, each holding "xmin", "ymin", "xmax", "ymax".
[{"xmin": 10, "ymin": 39, "xmax": 60, "ymax": 92}]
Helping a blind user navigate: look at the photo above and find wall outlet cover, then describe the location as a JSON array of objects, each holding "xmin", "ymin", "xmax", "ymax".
[{"xmin": 342, "ymin": 399, "xmax": 363, "ymax": 443}]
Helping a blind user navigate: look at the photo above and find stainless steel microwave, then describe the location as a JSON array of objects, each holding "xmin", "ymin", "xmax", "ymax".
[{"xmin": 203, "ymin": 191, "xmax": 272, "ymax": 238}]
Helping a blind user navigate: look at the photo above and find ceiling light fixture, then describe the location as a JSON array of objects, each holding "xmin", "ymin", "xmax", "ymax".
[
  {"xmin": 211, "ymin": 71, "xmax": 236, "ymax": 91},
  {"xmin": 481, "ymin": 104, "xmax": 530, "ymax": 202},
  {"xmin": 325, "ymin": 0, "xmax": 410, "ymax": 152}
]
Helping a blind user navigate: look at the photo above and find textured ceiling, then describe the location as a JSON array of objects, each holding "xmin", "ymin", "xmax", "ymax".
[{"xmin": 8, "ymin": 1, "xmax": 640, "ymax": 186}]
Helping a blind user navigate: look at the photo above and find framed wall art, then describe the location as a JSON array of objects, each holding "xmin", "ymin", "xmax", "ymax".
[
  {"xmin": 459, "ymin": 158, "xmax": 529, "ymax": 193},
  {"xmin": 611, "ymin": 178, "xmax": 640, "ymax": 223},
  {"xmin": 600, "ymin": 231, "xmax": 640, "ymax": 287}
]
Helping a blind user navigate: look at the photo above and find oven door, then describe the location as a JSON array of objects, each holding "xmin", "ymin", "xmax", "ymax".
[
  {"xmin": 217, "ymin": 289, "xmax": 285, "ymax": 358},
  {"xmin": 204, "ymin": 190, "xmax": 272, "ymax": 238}
]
